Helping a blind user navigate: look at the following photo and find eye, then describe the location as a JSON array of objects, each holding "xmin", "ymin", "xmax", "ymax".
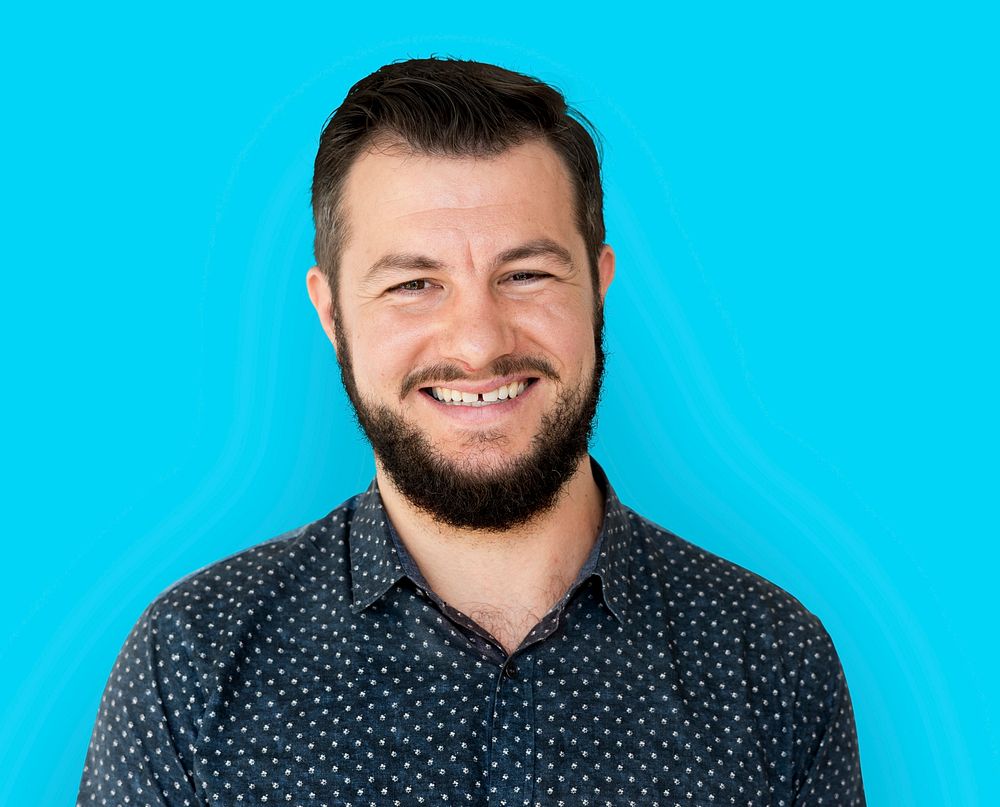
[
  {"xmin": 506, "ymin": 271, "xmax": 549, "ymax": 284},
  {"xmin": 389, "ymin": 279, "xmax": 434, "ymax": 294}
]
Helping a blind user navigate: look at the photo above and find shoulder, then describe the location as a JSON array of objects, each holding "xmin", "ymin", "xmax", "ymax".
[
  {"xmin": 622, "ymin": 506, "xmax": 839, "ymax": 665},
  {"xmin": 618, "ymin": 509, "xmax": 864, "ymax": 795},
  {"xmin": 134, "ymin": 496, "xmax": 360, "ymax": 672}
]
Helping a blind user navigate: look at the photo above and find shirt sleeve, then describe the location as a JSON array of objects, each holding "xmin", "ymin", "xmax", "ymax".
[
  {"xmin": 77, "ymin": 600, "xmax": 206, "ymax": 806},
  {"xmin": 792, "ymin": 621, "xmax": 867, "ymax": 806}
]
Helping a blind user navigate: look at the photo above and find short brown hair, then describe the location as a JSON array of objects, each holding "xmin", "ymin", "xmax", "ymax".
[{"xmin": 311, "ymin": 57, "xmax": 605, "ymax": 299}]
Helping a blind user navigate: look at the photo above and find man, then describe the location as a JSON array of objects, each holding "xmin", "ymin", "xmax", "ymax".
[{"xmin": 79, "ymin": 58, "xmax": 866, "ymax": 805}]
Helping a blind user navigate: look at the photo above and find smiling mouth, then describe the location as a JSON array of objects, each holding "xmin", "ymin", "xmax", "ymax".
[{"xmin": 421, "ymin": 379, "xmax": 537, "ymax": 407}]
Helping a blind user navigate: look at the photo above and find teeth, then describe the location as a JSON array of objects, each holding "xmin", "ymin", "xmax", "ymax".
[{"xmin": 429, "ymin": 381, "xmax": 532, "ymax": 406}]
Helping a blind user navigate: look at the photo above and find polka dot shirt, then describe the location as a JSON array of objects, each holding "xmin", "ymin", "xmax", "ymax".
[{"xmin": 78, "ymin": 460, "xmax": 866, "ymax": 805}]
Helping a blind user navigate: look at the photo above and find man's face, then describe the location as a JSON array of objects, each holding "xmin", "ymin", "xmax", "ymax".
[{"xmin": 307, "ymin": 139, "xmax": 614, "ymax": 530}]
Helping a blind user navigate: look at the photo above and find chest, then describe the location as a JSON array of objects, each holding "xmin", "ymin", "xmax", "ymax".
[{"xmin": 190, "ymin": 609, "xmax": 791, "ymax": 806}]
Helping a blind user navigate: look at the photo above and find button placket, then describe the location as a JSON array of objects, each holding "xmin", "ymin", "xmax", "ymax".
[{"xmin": 488, "ymin": 654, "xmax": 535, "ymax": 806}]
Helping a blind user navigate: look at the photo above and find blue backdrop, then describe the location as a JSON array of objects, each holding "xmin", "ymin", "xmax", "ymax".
[{"xmin": 3, "ymin": 3, "xmax": 997, "ymax": 804}]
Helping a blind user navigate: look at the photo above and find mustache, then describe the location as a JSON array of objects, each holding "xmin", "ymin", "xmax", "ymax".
[{"xmin": 400, "ymin": 355, "xmax": 560, "ymax": 398}]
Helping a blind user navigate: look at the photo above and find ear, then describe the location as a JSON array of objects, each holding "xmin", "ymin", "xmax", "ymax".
[
  {"xmin": 306, "ymin": 265, "xmax": 340, "ymax": 359},
  {"xmin": 596, "ymin": 244, "xmax": 615, "ymax": 305}
]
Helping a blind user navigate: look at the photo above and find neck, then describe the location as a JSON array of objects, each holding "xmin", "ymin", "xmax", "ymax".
[{"xmin": 375, "ymin": 454, "xmax": 605, "ymax": 654}]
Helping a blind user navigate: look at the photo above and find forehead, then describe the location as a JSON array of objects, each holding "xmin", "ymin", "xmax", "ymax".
[{"xmin": 338, "ymin": 140, "xmax": 582, "ymax": 270}]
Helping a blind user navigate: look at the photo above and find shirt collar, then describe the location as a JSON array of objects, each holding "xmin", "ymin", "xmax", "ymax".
[
  {"xmin": 346, "ymin": 479, "xmax": 408, "ymax": 613},
  {"xmin": 347, "ymin": 456, "xmax": 633, "ymax": 622},
  {"xmin": 587, "ymin": 458, "xmax": 632, "ymax": 623}
]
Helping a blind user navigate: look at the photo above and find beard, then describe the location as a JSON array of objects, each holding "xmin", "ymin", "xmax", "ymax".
[{"xmin": 333, "ymin": 305, "xmax": 606, "ymax": 532}]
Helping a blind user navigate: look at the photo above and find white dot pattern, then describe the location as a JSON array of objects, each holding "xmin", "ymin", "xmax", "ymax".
[{"xmin": 78, "ymin": 460, "xmax": 866, "ymax": 805}]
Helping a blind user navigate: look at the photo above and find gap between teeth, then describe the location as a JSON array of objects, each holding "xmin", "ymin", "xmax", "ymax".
[{"xmin": 430, "ymin": 381, "xmax": 528, "ymax": 405}]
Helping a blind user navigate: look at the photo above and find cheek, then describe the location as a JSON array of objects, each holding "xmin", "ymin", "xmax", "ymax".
[
  {"xmin": 348, "ymin": 311, "xmax": 426, "ymax": 389},
  {"xmin": 518, "ymin": 299, "xmax": 596, "ymax": 365}
]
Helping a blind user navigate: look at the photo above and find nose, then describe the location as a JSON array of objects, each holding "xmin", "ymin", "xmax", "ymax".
[{"xmin": 435, "ymin": 285, "xmax": 517, "ymax": 372}]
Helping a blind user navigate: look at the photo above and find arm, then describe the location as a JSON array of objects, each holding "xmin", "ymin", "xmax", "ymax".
[
  {"xmin": 77, "ymin": 601, "xmax": 206, "ymax": 806},
  {"xmin": 792, "ymin": 623, "xmax": 866, "ymax": 806}
]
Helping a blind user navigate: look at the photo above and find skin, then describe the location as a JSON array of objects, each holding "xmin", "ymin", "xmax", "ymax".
[{"xmin": 306, "ymin": 139, "xmax": 615, "ymax": 653}]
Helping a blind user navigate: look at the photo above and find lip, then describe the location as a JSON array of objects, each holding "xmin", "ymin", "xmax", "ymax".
[{"xmin": 416, "ymin": 378, "xmax": 539, "ymax": 421}]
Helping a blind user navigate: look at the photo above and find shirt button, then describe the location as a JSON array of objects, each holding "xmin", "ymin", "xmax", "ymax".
[{"xmin": 503, "ymin": 660, "xmax": 519, "ymax": 680}]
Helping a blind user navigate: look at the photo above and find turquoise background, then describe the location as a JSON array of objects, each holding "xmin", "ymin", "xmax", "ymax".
[{"xmin": 2, "ymin": 2, "xmax": 997, "ymax": 804}]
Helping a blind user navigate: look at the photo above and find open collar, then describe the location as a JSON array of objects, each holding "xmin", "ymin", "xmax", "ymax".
[{"xmin": 347, "ymin": 457, "xmax": 633, "ymax": 622}]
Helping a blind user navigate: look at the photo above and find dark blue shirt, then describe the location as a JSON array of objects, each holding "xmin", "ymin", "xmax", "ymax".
[{"xmin": 78, "ymin": 461, "xmax": 865, "ymax": 805}]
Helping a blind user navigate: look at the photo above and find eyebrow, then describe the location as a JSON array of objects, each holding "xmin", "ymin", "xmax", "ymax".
[
  {"xmin": 494, "ymin": 238, "xmax": 573, "ymax": 269},
  {"xmin": 362, "ymin": 238, "xmax": 574, "ymax": 286}
]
